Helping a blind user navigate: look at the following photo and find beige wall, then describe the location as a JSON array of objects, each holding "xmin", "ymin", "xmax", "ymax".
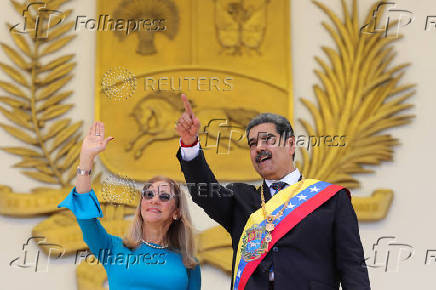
[{"xmin": 0, "ymin": 0, "xmax": 435, "ymax": 289}]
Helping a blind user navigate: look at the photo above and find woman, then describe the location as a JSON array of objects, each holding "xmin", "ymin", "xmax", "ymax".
[{"xmin": 58, "ymin": 121, "xmax": 201, "ymax": 290}]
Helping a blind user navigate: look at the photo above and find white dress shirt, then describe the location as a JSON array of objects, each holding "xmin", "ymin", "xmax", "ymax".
[
  {"xmin": 179, "ymin": 139, "xmax": 201, "ymax": 161},
  {"xmin": 264, "ymin": 168, "xmax": 301, "ymax": 196}
]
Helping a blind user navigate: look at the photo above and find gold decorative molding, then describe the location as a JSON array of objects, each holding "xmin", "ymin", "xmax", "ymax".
[
  {"xmin": 196, "ymin": 225, "xmax": 233, "ymax": 272},
  {"xmin": 352, "ymin": 189, "xmax": 393, "ymax": 221},
  {"xmin": 76, "ymin": 261, "xmax": 107, "ymax": 290}
]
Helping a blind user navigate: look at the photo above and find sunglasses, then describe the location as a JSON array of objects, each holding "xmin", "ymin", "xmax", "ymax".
[{"xmin": 141, "ymin": 189, "xmax": 175, "ymax": 202}]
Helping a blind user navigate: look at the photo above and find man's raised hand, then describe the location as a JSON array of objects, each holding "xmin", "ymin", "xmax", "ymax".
[{"xmin": 175, "ymin": 94, "xmax": 200, "ymax": 145}]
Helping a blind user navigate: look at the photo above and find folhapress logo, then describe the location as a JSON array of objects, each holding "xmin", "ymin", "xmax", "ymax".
[
  {"xmin": 360, "ymin": 2, "xmax": 414, "ymax": 38},
  {"xmin": 9, "ymin": 2, "xmax": 65, "ymax": 39},
  {"xmin": 365, "ymin": 236, "xmax": 414, "ymax": 272},
  {"xmin": 9, "ymin": 236, "xmax": 65, "ymax": 272}
]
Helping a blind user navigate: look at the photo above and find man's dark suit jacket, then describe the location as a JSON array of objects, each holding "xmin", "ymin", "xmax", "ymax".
[{"xmin": 177, "ymin": 148, "xmax": 370, "ymax": 290}]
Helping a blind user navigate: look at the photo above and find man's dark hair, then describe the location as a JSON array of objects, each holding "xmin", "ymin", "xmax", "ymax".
[{"xmin": 246, "ymin": 113, "xmax": 295, "ymax": 160}]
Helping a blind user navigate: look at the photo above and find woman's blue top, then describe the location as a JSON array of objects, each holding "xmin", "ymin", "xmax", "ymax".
[{"xmin": 57, "ymin": 187, "xmax": 201, "ymax": 290}]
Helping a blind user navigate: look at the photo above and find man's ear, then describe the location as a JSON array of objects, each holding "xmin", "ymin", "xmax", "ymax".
[
  {"xmin": 288, "ymin": 135, "xmax": 295, "ymax": 147},
  {"xmin": 288, "ymin": 136, "xmax": 296, "ymax": 154}
]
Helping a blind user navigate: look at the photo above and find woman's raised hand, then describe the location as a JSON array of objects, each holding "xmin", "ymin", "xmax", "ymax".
[{"xmin": 81, "ymin": 121, "xmax": 114, "ymax": 159}]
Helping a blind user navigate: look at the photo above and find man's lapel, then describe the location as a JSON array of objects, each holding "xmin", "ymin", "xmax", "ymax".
[
  {"xmin": 254, "ymin": 180, "xmax": 271, "ymax": 209},
  {"xmin": 262, "ymin": 179, "xmax": 272, "ymax": 203}
]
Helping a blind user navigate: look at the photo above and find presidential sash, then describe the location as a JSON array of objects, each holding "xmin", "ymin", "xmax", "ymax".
[{"xmin": 232, "ymin": 179, "xmax": 345, "ymax": 290}]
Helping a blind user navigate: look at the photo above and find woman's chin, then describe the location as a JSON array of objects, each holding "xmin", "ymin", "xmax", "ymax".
[{"xmin": 143, "ymin": 214, "xmax": 167, "ymax": 224}]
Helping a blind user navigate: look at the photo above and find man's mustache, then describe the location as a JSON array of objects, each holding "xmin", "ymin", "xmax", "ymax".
[{"xmin": 255, "ymin": 151, "xmax": 272, "ymax": 162}]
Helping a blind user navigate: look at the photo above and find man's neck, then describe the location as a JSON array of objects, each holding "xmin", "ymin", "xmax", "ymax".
[{"xmin": 264, "ymin": 167, "xmax": 296, "ymax": 181}]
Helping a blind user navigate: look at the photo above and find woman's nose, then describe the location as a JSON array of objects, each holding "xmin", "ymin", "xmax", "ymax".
[{"xmin": 148, "ymin": 194, "xmax": 159, "ymax": 203}]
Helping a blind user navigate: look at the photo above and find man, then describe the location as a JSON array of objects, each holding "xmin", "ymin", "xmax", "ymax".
[{"xmin": 175, "ymin": 94, "xmax": 370, "ymax": 290}]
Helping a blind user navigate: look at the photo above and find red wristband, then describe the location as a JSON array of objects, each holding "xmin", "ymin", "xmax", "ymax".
[{"xmin": 180, "ymin": 137, "xmax": 199, "ymax": 147}]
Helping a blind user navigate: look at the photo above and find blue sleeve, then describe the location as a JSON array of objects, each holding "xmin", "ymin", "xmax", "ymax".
[
  {"xmin": 57, "ymin": 186, "xmax": 103, "ymax": 219},
  {"xmin": 188, "ymin": 263, "xmax": 201, "ymax": 290},
  {"xmin": 57, "ymin": 187, "xmax": 113, "ymax": 258}
]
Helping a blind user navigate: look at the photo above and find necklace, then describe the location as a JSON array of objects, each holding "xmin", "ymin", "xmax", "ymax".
[
  {"xmin": 260, "ymin": 178, "xmax": 305, "ymax": 243},
  {"xmin": 141, "ymin": 239, "xmax": 168, "ymax": 249}
]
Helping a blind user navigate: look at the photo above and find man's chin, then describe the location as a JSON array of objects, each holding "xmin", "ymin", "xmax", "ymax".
[{"xmin": 255, "ymin": 167, "xmax": 274, "ymax": 179}]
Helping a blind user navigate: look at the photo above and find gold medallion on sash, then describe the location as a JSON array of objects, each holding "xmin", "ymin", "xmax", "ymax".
[{"xmin": 260, "ymin": 179, "xmax": 305, "ymax": 248}]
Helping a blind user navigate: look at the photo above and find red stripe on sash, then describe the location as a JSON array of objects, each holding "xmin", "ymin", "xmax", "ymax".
[{"xmin": 237, "ymin": 184, "xmax": 344, "ymax": 289}]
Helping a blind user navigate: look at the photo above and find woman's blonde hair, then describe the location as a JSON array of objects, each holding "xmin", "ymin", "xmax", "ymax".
[{"xmin": 122, "ymin": 175, "xmax": 198, "ymax": 268}]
